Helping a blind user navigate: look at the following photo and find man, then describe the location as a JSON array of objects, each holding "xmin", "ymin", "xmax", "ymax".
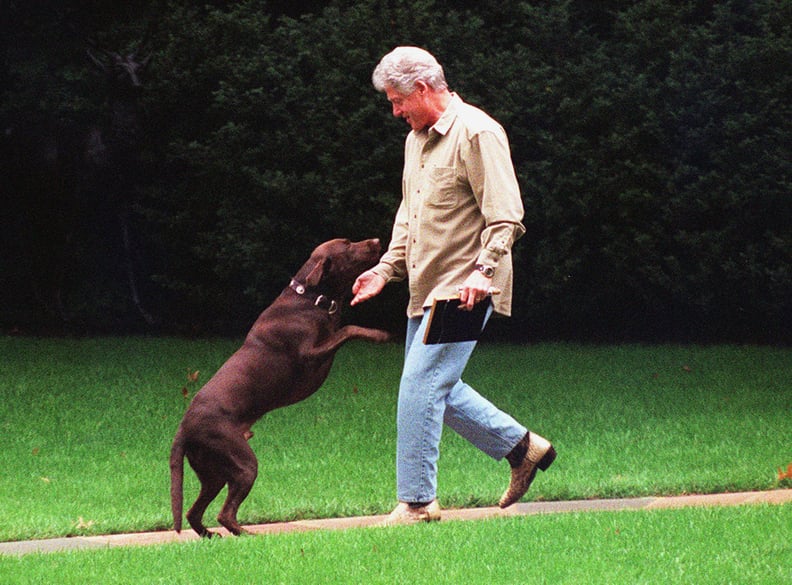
[{"xmin": 352, "ymin": 46, "xmax": 556, "ymax": 525}]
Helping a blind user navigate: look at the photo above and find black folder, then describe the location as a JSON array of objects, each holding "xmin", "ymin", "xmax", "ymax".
[{"xmin": 423, "ymin": 296, "xmax": 491, "ymax": 344}]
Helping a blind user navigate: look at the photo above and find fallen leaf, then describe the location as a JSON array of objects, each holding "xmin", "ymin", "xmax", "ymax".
[
  {"xmin": 75, "ymin": 517, "xmax": 95, "ymax": 529},
  {"xmin": 187, "ymin": 370, "xmax": 200, "ymax": 383}
]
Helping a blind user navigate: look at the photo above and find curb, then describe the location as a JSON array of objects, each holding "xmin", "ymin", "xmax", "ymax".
[{"xmin": 2, "ymin": 489, "xmax": 790, "ymax": 557}]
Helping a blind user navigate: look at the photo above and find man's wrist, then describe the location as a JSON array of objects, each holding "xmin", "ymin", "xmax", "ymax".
[{"xmin": 475, "ymin": 264, "xmax": 495, "ymax": 278}]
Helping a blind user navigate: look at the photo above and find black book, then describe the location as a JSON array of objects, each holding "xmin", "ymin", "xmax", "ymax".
[{"xmin": 423, "ymin": 296, "xmax": 492, "ymax": 344}]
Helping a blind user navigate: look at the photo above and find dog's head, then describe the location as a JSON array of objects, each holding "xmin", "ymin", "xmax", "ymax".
[{"xmin": 294, "ymin": 238, "xmax": 382, "ymax": 299}]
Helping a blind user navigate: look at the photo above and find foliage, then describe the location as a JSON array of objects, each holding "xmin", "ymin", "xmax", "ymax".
[
  {"xmin": 1, "ymin": 0, "xmax": 790, "ymax": 340},
  {"xmin": 507, "ymin": 0, "xmax": 792, "ymax": 342}
]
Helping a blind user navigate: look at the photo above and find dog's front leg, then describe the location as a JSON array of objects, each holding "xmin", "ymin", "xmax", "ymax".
[{"xmin": 304, "ymin": 326, "xmax": 390, "ymax": 360}]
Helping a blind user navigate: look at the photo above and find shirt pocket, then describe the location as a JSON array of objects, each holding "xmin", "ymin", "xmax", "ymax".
[{"xmin": 426, "ymin": 167, "xmax": 459, "ymax": 208}]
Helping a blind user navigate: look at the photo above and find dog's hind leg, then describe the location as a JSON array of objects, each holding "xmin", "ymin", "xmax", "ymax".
[
  {"xmin": 217, "ymin": 441, "xmax": 258, "ymax": 536},
  {"xmin": 185, "ymin": 460, "xmax": 226, "ymax": 538},
  {"xmin": 187, "ymin": 478, "xmax": 225, "ymax": 538}
]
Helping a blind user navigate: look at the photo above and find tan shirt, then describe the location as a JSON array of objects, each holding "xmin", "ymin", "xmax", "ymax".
[{"xmin": 372, "ymin": 94, "xmax": 526, "ymax": 317}]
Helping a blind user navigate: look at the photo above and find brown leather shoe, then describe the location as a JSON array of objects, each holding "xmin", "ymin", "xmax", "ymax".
[
  {"xmin": 382, "ymin": 500, "xmax": 442, "ymax": 526},
  {"xmin": 499, "ymin": 432, "xmax": 556, "ymax": 508}
]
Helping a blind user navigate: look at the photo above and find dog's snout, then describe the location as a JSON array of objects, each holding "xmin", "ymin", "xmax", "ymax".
[{"xmin": 352, "ymin": 238, "xmax": 381, "ymax": 254}]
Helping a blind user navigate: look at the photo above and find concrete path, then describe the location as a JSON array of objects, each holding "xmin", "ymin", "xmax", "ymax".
[{"xmin": 2, "ymin": 489, "xmax": 790, "ymax": 557}]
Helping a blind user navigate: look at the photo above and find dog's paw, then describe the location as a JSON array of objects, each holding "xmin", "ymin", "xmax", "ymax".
[{"xmin": 369, "ymin": 329, "xmax": 392, "ymax": 344}]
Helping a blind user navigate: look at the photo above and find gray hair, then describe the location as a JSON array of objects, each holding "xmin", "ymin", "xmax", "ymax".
[{"xmin": 372, "ymin": 46, "xmax": 448, "ymax": 94}]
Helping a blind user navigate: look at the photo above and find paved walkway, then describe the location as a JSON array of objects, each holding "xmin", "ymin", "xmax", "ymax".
[{"xmin": 2, "ymin": 489, "xmax": 790, "ymax": 556}]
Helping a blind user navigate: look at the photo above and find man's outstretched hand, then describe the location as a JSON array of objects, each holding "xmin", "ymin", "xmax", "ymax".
[{"xmin": 351, "ymin": 270, "xmax": 386, "ymax": 306}]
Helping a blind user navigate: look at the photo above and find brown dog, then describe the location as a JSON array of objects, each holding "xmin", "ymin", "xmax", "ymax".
[{"xmin": 170, "ymin": 238, "xmax": 389, "ymax": 537}]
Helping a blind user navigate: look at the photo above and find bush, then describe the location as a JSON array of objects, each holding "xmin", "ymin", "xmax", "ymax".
[{"xmin": 2, "ymin": 0, "xmax": 790, "ymax": 341}]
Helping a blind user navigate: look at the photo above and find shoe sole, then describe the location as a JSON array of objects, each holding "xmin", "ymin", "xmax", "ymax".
[{"xmin": 382, "ymin": 513, "xmax": 441, "ymax": 527}]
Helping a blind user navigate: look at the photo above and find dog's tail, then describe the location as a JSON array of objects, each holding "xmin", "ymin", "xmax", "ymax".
[{"xmin": 169, "ymin": 429, "xmax": 186, "ymax": 533}]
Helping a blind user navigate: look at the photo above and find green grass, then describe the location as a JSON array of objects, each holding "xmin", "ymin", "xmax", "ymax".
[
  {"xmin": 1, "ymin": 505, "xmax": 790, "ymax": 584},
  {"xmin": 0, "ymin": 337, "xmax": 790, "ymax": 544}
]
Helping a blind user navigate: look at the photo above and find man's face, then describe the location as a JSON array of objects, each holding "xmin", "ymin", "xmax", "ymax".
[{"xmin": 385, "ymin": 85, "xmax": 433, "ymax": 132}]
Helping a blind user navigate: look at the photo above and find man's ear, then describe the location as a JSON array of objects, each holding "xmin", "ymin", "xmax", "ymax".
[
  {"xmin": 414, "ymin": 80, "xmax": 429, "ymax": 96},
  {"xmin": 305, "ymin": 258, "xmax": 330, "ymax": 287}
]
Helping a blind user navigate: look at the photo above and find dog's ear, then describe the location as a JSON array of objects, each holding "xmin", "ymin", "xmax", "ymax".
[{"xmin": 305, "ymin": 257, "xmax": 331, "ymax": 287}]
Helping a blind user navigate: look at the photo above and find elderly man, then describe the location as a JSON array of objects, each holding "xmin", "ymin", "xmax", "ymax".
[{"xmin": 352, "ymin": 46, "xmax": 556, "ymax": 525}]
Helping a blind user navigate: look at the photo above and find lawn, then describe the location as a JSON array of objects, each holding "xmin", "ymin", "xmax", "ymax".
[
  {"xmin": 0, "ymin": 336, "xmax": 790, "ymax": 546},
  {"xmin": 1, "ymin": 505, "xmax": 790, "ymax": 584}
]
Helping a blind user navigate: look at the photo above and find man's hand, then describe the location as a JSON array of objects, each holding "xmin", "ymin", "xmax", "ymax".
[
  {"xmin": 351, "ymin": 270, "xmax": 386, "ymax": 306},
  {"xmin": 458, "ymin": 270, "xmax": 493, "ymax": 311}
]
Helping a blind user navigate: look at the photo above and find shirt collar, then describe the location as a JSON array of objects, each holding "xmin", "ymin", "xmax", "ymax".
[{"xmin": 429, "ymin": 92, "xmax": 461, "ymax": 136}]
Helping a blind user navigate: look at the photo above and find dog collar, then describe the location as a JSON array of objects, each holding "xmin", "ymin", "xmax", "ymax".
[{"xmin": 289, "ymin": 279, "xmax": 339, "ymax": 315}]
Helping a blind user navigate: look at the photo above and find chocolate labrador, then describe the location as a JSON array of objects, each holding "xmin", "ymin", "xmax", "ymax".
[{"xmin": 170, "ymin": 238, "xmax": 389, "ymax": 537}]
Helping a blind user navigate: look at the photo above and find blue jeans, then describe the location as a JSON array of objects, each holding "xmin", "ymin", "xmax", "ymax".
[{"xmin": 396, "ymin": 307, "xmax": 527, "ymax": 503}]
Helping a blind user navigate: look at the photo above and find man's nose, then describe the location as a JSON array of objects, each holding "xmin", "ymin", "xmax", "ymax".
[{"xmin": 392, "ymin": 104, "xmax": 402, "ymax": 117}]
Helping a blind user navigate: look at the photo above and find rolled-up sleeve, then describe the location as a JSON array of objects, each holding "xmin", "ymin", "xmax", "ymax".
[{"xmin": 465, "ymin": 130, "xmax": 526, "ymax": 268}]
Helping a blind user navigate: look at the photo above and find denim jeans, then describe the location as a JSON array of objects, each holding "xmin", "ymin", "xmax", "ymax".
[{"xmin": 396, "ymin": 306, "xmax": 527, "ymax": 503}]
